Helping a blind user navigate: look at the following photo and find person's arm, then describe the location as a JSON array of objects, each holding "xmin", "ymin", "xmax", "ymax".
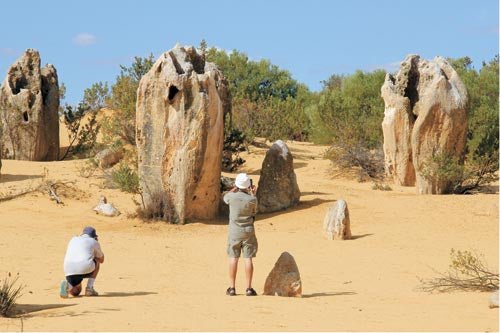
[
  {"xmin": 94, "ymin": 242, "xmax": 105, "ymax": 264},
  {"xmin": 223, "ymin": 190, "xmax": 234, "ymax": 204}
]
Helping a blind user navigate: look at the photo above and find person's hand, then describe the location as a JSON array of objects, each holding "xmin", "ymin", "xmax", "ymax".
[{"xmin": 249, "ymin": 185, "xmax": 257, "ymax": 196}]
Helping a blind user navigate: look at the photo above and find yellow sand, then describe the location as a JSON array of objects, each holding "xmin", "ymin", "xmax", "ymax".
[{"xmin": 0, "ymin": 139, "xmax": 498, "ymax": 331}]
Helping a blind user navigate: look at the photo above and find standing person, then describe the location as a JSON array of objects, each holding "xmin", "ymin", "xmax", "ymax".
[
  {"xmin": 60, "ymin": 226, "xmax": 104, "ymax": 298},
  {"xmin": 223, "ymin": 173, "xmax": 258, "ymax": 296}
]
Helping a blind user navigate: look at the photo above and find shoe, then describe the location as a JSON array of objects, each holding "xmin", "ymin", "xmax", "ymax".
[
  {"xmin": 59, "ymin": 280, "xmax": 69, "ymax": 298},
  {"xmin": 226, "ymin": 287, "xmax": 236, "ymax": 296},
  {"xmin": 85, "ymin": 287, "xmax": 99, "ymax": 296},
  {"xmin": 246, "ymin": 287, "xmax": 257, "ymax": 296}
]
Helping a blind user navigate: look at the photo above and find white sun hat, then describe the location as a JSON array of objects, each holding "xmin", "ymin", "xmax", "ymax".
[{"xmin": 235, "ymin": 173, "xmax": 251, "ymax": 189}]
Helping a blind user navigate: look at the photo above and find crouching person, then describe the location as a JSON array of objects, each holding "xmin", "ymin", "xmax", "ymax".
[{"xmin": 60, "ymin": 226, "xmax": 104, "ymax": 298}]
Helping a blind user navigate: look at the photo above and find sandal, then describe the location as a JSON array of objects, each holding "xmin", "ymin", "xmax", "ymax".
[
  {"xmin": 226, "ymin": 287, "xmax": 236, "ymax": 296},
  {"xmin": 246, "ymin": 287, "xmax": 257, "ymax": 296}
]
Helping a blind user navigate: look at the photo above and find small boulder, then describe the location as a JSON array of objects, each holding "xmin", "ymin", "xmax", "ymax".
[
  {"xmin": 263, "ymin": 252, "xmax": 302, "ymax": 297},
  {"xmin": 489, "ymin": 290, "xmax": 499, "ymax": 309},
  {"xmin": 93, "ymin": 195, "xmax": 120, "ymax": 217},
  {"xmin": 257, "ymin": 140, "xmax": 300, "ymax": 213},
  {"xmin": 95, "ymin": 148, "xmax": 123, "ymax": 169},
  {"xmin": 323, "ymin": 199, "xmax": 351, "ymax": 240}
]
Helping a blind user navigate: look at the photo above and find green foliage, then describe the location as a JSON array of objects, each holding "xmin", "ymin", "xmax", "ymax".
[
  {"xmin": 421, "ymin": 151, "xmax": 498, "ymax": 194},
  {"xmin": 60, "ymin": 103, "xmax": 100, "ymax": 160},
  {"xmin": 222, "ymin": 128, "xmax": 246, "ymax": 172},
  {"xmin": 83, "ymin": 82, "xmax": 110, "ymax": 113},
  {"xmin": 204, "ymin": 43, "xmax": 311, "ymax": 142},
  {"xmin": 110, "ymin": 163, "xmax": 140, "ymax": 193},
  {"xmin": 102, "ymin": 54, "xmax": 155, "ymax": 146},
  {"xmin": 419, "ymin": 249, "xmax": 499, "ymax": 293},
  {"xmin": 0, "ymin": 273, "xmax": 24, "ymax": 317},
  {"xmin": 309, "ymin": 70, "xmax": 386, "ymax": 148},
  {"xmin": 372, "ymin": 182, "xmax": 392, "ymax": 191},
  {"xmin": 421, "ymin": 152, "xmax": 465, "ymax": 191},
  {"xmin": 446, "ymin": 55, "xmax": 499, "ymax": 192}
]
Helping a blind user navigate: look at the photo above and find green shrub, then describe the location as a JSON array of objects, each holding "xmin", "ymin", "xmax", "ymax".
[
  {"xmin": 60, "ymin": 103, "xmax": 101, "ymax": 160},
  {"xmin": 421, "ymin": 152, "xmax": 498, "ymax": 194},
  {"xmin": 0, "ymin": 273, "xmax": 24, "ymax": 317},
  {"xmin": 109, "ymin": 164, "xmax": 140, "ymax": 193},
  {"xmin": 419, "ymin": 249, "xmax": 499, "ymax": 292}
]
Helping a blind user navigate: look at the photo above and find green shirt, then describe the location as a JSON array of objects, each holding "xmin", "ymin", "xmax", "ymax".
[{"xmin": 223, "ymin": 191, "xmax": 257, "ymax": 237}]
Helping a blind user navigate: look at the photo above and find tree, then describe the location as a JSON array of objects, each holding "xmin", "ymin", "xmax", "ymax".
[
  {"xmin": 102, "ymin": 54, "xmax": 155, "ymax": 146},
  {"xmin": 203, "ymin": 42, "xmax": 312, "ymax": 142},
  {"xmin": 309, "ymin": 69, "xmax": 386, "ymax": 148},
  {"xmin": 83, "ymin": 82, "xmax": 109, "ymax": 113}
]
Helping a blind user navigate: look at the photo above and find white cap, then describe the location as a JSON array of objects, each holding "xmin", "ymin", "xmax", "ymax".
[{"xmin": 235, "ymin": 173, "xmax": 251, "ymax": 189}]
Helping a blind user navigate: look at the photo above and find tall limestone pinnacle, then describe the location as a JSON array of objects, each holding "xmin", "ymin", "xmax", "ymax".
[
  {"xmin": 381, "ymin": 55, "xmax": 468, "ymax": 194},
  {"xmin": 136, "ymin": 45, "xmax": 230, "ymax": 224},
  {"xmin": 0, "ymin": 48, "xmax": 60, "ymax": 161}
]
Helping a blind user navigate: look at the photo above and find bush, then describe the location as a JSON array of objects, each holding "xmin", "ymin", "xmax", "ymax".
[
  {"xmin": 135, "ymin": 190, "xmax": 170, "ymax": 221},
  {"xmin": 308, "ymin": 70, "xmax": 385, "ymax": 148},
  {"xmin": 101, "ymin": 55, "xmax": 155, "ymax": 146},
  {"xmin": 222, "ymin": 128, "xmax": 246, "ymax": 172},
  {"xmin": 109, "ymin": 163, "xmax": 140, "ymax": 193},
  {"xmin": 0, "ymin": 273, "xmax": 24, "ymax": 317},
  {"xmin": 419, "ymin": 249, "xmax": 499, "ymax": 293},
  {"xmin": 421, "ymin": 152, "xmax": 498, "ymax": 194},
  {"xmin": 60, "ymin": 103, "xmax": 100, "ymax": 160},
  {"xmin": 372, "ymin": 182, "xmax": 392, "ymax": 191},
  {"xmin": 326, "ymin": 141, "xmax": 385, "ymax": 181}
]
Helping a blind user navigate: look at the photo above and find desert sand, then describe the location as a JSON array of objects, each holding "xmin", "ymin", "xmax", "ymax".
[{"xmin": 0, "ymin": 138, "xmax": 498, "ymax": 331}]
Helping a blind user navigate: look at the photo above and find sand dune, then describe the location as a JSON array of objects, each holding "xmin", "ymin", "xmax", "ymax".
[{"xmin": 0, "ymin": 139, "xmax": 498, "ymax": 331}]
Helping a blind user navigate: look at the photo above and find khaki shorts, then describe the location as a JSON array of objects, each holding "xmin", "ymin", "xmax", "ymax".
[{"xmin": 227, "ymin": 233, "xmax": 258, "ymax": 258}]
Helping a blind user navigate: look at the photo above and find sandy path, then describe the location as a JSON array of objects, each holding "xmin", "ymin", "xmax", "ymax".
[{"xmin": 0, "ymin": 140, "xmax": 498, "ymax": 331}]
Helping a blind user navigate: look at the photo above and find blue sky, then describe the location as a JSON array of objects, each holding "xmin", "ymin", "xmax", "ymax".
[{"xmin": 1, "ymin": 0, "xmax": 498, "ymax": 104}]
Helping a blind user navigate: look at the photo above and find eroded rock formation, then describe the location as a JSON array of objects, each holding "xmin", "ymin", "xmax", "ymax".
[
  {"xmin": 323, "ymin": 199, "xmax": 351, "ymax": 240},
  {"xmin": 263, "ymin": 252, "xmax": 302, "ymax": 297},
  {"xmin": 257, "ymin": 140, "xmax": 300, "ymax": 213},
  {"xmin": 381, "ymin": 55, "xmax": 468, "ymax": 194},
  {"xmin": 136, "ymin": 45, "xmax": 229, "ymax": 224},
  {"xmin": 0, "ymin": 49, "xmax": 59, "ymax": 161}
]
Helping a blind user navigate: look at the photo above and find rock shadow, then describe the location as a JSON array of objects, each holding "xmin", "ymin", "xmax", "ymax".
[
  {"xmin": 292, "ymin": 162, "xmax": 308, "ymax": 169},
  {"xmin": 99, "ymin": 291, "xmax": 157, "ymax": 298},
  {"xmin": 349, "ymin": 233, "xmax": 374, "ymax": 240},
  {"xmin": 12, "ymin": 303, "xmax": 76, "ymax": 317},
  {"xmin": 300, "ymin": 191, "xmax": 331, "ymax": 196},
  {"xmin": 0, "ymin": 174, "xmax": 43, "ymax": 183},
  {"xmin": 302, "ymin": 291, "xmax": 356, "ymax": 298},
  {"xmin": 257, "ymin": 198, "xmax": 335, "ymax": 222}
]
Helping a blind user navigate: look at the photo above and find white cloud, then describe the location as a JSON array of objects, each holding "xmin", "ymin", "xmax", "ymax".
[{"xmin": 73, "ymin": 33, "xmax": 97, "ymax": 46}]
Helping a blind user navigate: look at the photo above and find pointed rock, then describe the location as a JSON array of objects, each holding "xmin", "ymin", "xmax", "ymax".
[
  {"xmin": 323, "ymin": 199, "xmax": 351, "ymax": 240},
  {"xmin": 263, "ymin": 252, "xmax": 302, "ymax": 297},
  {"xmin": 257, "ymin": 140, "xmax": 300, "ymax": 213}
]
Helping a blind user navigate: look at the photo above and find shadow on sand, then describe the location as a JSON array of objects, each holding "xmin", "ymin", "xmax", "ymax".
[
  {"xmin": 0, "ymin": 174, "xmax": 43, "ymax": 184},
  {"xmin": 350, "ymin": 233, "xmax": 373, "ymax": 240},
  {"xmin": 99, "ymin": 291, "xmax": 158, "ymax": 298},
  {"xmin": 13, "ymin": 303, "xmax": 76, "ymax": 316},
  {"xmin": 302, "ymin": 291, "xmax": 357, "ymax": 298}
]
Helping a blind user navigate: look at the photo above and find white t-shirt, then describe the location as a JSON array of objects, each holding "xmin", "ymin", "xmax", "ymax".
[{"xmin": 63, "ymin": 234, "xmax": 104, "ymax": 276}]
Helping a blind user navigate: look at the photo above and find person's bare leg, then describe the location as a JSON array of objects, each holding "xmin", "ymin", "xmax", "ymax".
[
  {"xmin": 90, "ymin": 261, "xmax": 100, "ymax": 279},
  {"xmin": 244, "ymin": 258, "xmax": 254, "ymax": 289},
  {"xmin": 69, "ymin": 284, "xmax": 82, "ymax": 296},
  {"xmin": 228, "ymin": 257, "xmax": 239, "ymax": 288},
  {"xmin": 86, "ymin": 262, "xmax": 100, "ymax": 295}
]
